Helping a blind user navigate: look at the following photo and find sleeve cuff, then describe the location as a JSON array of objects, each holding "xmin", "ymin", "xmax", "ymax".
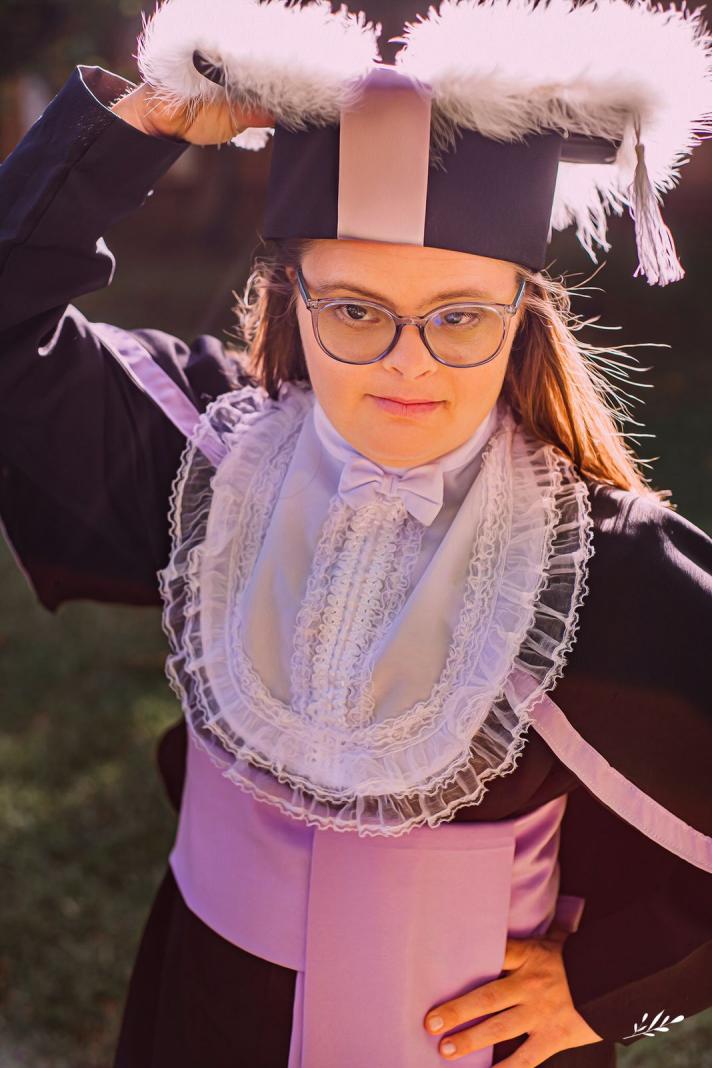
[
  {"xmin": 69, "ymin": 63, "xmax": 191, "ymax": 188},
  {"xmin": 562, "ymin": 915, "xmax": 712, "ymax": 1045},
  {"xmin": 76, "ymin": 64, "xmax": 190, "ymax": 146},
  {"xmin": 0, "ymin": 63, "xmax": 193, "ymax": 245},
  {"xmin": 1, "ymin": 62, "xmax": 192, "ymax": 254}
]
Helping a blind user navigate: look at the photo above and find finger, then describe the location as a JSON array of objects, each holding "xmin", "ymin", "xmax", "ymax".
[
  {"xmin": 424, "ymin": 975, "xmax": 519, "ymax": 1036},
  {"xmin": 432, "ymin": 1005, "xmax": 530, "ymax": 1060},
  {"xmin": 193, "ymin": 49, "xmax": 226, "ymax": 86}
]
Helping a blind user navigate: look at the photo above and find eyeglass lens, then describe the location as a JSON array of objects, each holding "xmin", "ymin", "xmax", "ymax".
[{"xmin": 316, "ymin": 301, "xmax": 506, "ymax": 365}]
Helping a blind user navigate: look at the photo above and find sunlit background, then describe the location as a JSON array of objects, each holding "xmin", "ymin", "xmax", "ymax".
[{"xmin": 0, "ymin": 1, "xmax": 710, "ymax": 1064}]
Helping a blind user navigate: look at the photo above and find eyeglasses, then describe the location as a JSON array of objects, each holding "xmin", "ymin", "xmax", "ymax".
[{"xmin": 295, "ymin": 266, "xmax": 526, "ymax": 369}]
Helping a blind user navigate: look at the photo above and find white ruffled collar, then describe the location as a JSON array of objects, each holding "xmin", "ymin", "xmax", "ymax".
[{"xmin": 158, "ymin": 380, "xmax": 594, "ymax": 836}]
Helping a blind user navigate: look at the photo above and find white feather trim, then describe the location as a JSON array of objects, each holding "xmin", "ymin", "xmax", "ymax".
[
  {"xmin": 394, "ymin": 0, "xmax": 712, "ymax": 269},
  {"xmin": 136, "ymin": 0, "xmax": 381, "ymax": 129}
]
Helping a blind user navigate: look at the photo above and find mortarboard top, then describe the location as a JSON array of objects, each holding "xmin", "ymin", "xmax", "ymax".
[{"xmin": 137, "ymin": 0, "xmax": 712, "ymax": 285}]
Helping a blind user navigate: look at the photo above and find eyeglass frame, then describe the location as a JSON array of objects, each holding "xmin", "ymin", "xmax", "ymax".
[{"xmin": 294, "ymin": 265, "xmax": 527, "ymax": 369}]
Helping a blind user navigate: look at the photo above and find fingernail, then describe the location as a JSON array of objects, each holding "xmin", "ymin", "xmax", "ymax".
[
  {"xmin": 441, "ymin": 1040, "xmax": 457, "ymax": 1055},
  {"xmin": 427, "ymin": 1015, "xmax": 444, "ymax": 1032}
]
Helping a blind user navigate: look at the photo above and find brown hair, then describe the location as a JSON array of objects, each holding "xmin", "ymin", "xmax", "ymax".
[{"xmin": 227, "ymin": 238, "xmax": 672, "ymax": 507}]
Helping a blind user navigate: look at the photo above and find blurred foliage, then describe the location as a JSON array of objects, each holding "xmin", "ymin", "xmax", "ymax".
[
  {"xmin": 0, "ymin": 0, "xmax": 435, "ymax": 85},
  {"xmin": 0, "ymin": 0, "xmax": 145, "ymax": 83}
]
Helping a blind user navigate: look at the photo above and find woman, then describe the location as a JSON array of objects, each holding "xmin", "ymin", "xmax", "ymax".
[{"xmin": 1, "ymin": 1, "xmax": 711, "ymax": 1066}]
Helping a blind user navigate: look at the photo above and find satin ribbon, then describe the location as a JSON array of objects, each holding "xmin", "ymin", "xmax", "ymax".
[{"xmin": 312, "ymin": 397, "xmax": 502, "ymax": 528}]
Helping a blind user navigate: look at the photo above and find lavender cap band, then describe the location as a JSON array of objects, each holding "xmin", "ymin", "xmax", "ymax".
[
  {"xmin": 337, "ymin": 67, "xmax": 432, "ymax": 246},
  {"xmin": 262, "ymin": 67, "xmax": 565, "ymax": 269}
]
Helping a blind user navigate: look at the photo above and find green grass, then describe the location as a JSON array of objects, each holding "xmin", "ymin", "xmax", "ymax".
[
  {"xmin": 0, "ymin": 540, "xmax": 180, "ymax": 1066},
  {"xmin": 620, "ymin": 1012, "xmax": 712, "ymax": 1068}
]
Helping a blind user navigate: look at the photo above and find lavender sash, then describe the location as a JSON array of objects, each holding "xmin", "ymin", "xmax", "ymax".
[{"xmin": 170, "ymin": 736, "xmax": 584, "ymax": 1067}]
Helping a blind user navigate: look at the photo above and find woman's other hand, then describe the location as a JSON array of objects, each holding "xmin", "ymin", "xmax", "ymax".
[
  {"xmin": 422, "ymin": 924, "xmax": 604, "ymax": 1064},
  {"xmin": 110, "ymin": 81, "xmax": 273, "ymax": 145}
]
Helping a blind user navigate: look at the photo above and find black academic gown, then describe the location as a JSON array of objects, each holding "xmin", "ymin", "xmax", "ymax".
[{"xmin": 1, "ymin": 64, "xmax": 711, "ymax": 1068}]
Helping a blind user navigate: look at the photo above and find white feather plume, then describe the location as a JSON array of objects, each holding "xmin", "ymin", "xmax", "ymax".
[
  {"xmin": 135, "ymin": 0, "xmax": 381, "ymax": 133},
  {"xmin": 394, "ymin": 0, "xmax": 712, "ymax": 271}
]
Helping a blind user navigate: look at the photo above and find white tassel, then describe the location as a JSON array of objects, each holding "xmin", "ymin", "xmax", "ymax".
[{"xmin": 626, "ymin": 116, "xmax": 685, "ymax": 286}]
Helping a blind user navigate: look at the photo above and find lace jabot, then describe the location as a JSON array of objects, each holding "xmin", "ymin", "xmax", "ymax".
[{"xmin": 158, "ymin": 379, "xmax": 595, "ymax": 837}]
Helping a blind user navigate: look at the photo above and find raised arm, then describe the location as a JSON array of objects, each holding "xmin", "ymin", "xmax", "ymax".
[{"xmin": 0, "ymin": 64, "xmax": 253, "ymax": 611}]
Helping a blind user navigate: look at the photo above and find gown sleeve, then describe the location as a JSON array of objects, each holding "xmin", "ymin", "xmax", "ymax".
[
  {"xmin": 0, "ymin": 63, "xmax": 244, "ymax": 612},
  {"xmin": 562, "ymin": 847, "xmax": 712, "ymax": 1046},
  {"xmin": 556, "ymin": 490, "xmax": 712, "ymax": 1046}
]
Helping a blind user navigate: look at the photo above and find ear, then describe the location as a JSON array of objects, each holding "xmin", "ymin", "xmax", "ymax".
[{"xmin": 285, "ymin": 265, "xmax": 297, "ymax": 284}]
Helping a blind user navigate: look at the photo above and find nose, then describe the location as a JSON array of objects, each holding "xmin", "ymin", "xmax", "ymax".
[{"xmin": 380, "ymin": 324, "xmax": 435, "ymax": 375}]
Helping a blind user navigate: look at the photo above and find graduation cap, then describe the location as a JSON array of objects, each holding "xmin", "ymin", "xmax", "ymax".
[{"xmin": 136, "ymin": 0, "xmax": 712, "ymax": 285}]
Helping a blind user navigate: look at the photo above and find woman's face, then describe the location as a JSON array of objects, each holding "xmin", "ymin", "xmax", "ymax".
[{"xmin": 291, "ymin": 239, "xmax": 525, "ymax": 468}]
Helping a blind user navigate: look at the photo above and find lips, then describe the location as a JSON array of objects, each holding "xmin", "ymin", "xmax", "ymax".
[
  {"xmin": 370, "ymin": 395, "xmax": 443, "ymax": 417},
  {"xmin": 373, "ymin": 395, "xmax": 441, "ymax": 404}
]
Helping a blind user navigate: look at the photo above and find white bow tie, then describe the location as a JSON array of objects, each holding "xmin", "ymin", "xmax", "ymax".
[{"xmin": 337, "ymin": 457, "xmax": 445, "ymax": 526}]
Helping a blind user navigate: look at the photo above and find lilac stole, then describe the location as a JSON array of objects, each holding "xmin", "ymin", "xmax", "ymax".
[{"xmin": 169, "ymin": 736, "xmax": 585, "ymax": 1067}]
